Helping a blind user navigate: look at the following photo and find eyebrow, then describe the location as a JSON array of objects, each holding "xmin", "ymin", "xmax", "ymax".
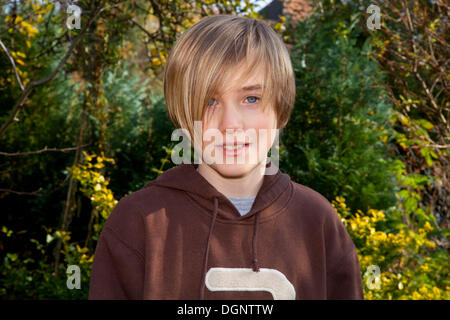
[
  {"xmin": 214, "ymin": 84, "xmax": 262, "ymax": 97},
  {"xmin": 240, "ymin": 84, "xmax": 262, "ymax": 92}
]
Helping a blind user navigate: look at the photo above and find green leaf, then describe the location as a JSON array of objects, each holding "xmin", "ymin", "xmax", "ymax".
[
  {"xmin": 6, "ymin": 253, "xmax": 18, "ymax": 262},
  {"xmin": 416, "ymin": 119, "xmax": 434, "ymax": 130},
  {"xmin": 430, "ymin": 150, "xmax": 438, "ymax": 159},
  {"xmin": 398, "ymin": 189, "xmax": 410, "ymax": 199},
  {"xmin": 46, "ymin": 234, "xmax": 54, "ymax": 244},
  {"xmin": 405, "ymin": 197, "xmax": 418, "ymax": 213}
]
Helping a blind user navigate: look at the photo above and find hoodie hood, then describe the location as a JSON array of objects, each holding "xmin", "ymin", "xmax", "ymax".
[
  {"xmin": 143, "ymin": 160, "xmax": 291, "ymax": 222},
  {"xmin": 143, "ymin": 160, "xmax": 291, "ymax": 299}
]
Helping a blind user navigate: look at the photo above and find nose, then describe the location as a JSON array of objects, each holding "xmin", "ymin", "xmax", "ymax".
[{"xmin": 218, "ymin": 102, "xmax": 244, "ymax": 135}]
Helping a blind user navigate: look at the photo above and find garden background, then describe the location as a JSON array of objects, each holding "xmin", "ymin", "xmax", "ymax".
[{"xmin": 0, "ymin": 0, "xmax": 448, "ymax": 299}]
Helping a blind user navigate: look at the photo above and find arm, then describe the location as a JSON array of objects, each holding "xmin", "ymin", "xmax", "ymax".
[
  {"xmin": 322, "ymin": 201, "xmax": 364, "ymax": 299},
  {"xmin": 89, "ymin": 195, "xmax": 145, "ymax": 300},
  {"xmin": 326, "ymin": 248, "xmax": 364, "ymax": 299}
]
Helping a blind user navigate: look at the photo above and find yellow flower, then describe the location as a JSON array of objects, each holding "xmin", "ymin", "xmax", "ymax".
[
  {"xmin": 152, "ymin": 57, "xmax": 162, "ymax": 67},
  {"xmin": 412, "ymin": 291, "xmax": 421, "ymax": 299},
  {"xmin": 426, "ymin": 240, "xmax": 436, "ymax": 248},
  {"xmin": 424, "ymin": 221, "xmax": 433, "ymax": 232},
  {"xmin": 432, "ymin": 287, "xmax": 441, "ymax": 298},
  {"xmin": 14, "ymin": 16, "xmax": 23, "ymax": 24},
  {"xmin": 420, "ymin": 264, "xmax": 429, "ymax": 272},
  {"xmin": 20, "ymin": 21, "xmax": 38, "ymax": 37}
]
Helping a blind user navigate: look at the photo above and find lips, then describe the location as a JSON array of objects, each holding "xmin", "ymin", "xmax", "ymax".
[
  {"xmin": 219, "ymin": 143, "xmax": 249, "ymax": 150},
  {"xmin": 215, "ymin": 142, "xmax": 250, "ymax": 157}
]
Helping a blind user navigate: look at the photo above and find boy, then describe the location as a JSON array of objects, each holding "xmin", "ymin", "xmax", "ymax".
[{"xmin": 89, "ymin": 14, "xmax": 364, "ymax": 300}]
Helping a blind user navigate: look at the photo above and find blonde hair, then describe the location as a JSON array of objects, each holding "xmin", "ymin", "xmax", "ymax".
[{"xmin": 163, "ymin": 14, "xmax": 296, "ymax": 143}]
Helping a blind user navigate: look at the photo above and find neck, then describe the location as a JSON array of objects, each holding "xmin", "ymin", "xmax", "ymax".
[{"xmin": 196, "ymin": 160, "xmax": 267, "ymax": 198}]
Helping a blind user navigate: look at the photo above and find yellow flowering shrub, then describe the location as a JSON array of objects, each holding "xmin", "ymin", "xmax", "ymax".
[
  {"xmin": 69, "ymin": 151, "xmax": 118, "ymax": 226},
  {"xmin": 57, "ymin": 151, "xmax": 119, "ymax": 281},
  {"xmin": 0, "ymin": 152, "xmax": 119, "ymax": 298},
  {"xmin": 3, "ymin": 1, "xmax": 54, "ymax": 87},
  {"xmin": 332, "ymin": 196, "xmax": 449, "ymax": 300},
  {"xmin": 47, "ymin": 229, "xmax": 94, "ymax": 279}
]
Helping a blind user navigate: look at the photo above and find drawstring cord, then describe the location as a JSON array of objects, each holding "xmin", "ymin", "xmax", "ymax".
[
  {"xmin": 199, "ymin": 196, "xmax": 260, "ymax": 299},
  {"xmin": 200, "ymin": 197, "xmax": 218, "ymax": 300},
  {"xmin": 252, "ymin": 212, "xmax": 260, "ymax": 272}
]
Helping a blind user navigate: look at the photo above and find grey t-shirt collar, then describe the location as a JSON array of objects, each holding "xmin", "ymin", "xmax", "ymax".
[{"xmin": 226, "ymin": 196, "xmax": 257, "ymax": 216}]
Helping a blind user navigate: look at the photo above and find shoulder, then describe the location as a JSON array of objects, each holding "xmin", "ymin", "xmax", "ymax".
[
  {"xmin": 289, "ymin": 181, "xmax": 341, "ymax": 226},
  {"xmin": 289, "ymin": 180, "xmax": 357, "ymax": 261},
  {"xmin": 104, "ymin": 183, "xmax": 173, "ymax": 232},
  {"xmin": 101, "ymin": 182, "xmax": 178, "ymax": 254}
]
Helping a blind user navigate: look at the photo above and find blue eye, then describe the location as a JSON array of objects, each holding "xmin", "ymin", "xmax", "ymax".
[
  {"xmin": 207, "ymin": 96, "xmax": 259, "ymax": 108},
  {"xmin": 246, "ymin": 96, "xmax": 260, "ymax": 104},
  {"xmin": 207, "ymin": 98, "xmax": 216, "ymax": 107}
]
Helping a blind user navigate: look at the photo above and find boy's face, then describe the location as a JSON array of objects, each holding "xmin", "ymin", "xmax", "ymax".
[{"xmin": 198, "ymin": 63, "xmax": 278, "ymax": 178}]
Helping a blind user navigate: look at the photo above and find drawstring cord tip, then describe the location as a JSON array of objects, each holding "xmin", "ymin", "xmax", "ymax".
[{"xmin": 252, "ymin": 259, "xmax": 260, "ymax": 272}]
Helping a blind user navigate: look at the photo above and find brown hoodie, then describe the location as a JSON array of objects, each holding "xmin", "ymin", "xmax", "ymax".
[{"xmin": 88, "ymin": 161, "xmax": 364, "ymax": 300}]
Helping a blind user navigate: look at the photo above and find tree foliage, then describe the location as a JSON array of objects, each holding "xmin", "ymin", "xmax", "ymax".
[{"xmin": 281, "ymin": 5, "xmax": 398, "ymax": 212}]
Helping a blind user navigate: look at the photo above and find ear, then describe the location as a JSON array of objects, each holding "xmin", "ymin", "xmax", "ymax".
[{"xmin": 278, "ymin": 119, "xmax": 288, "ymax": 130}]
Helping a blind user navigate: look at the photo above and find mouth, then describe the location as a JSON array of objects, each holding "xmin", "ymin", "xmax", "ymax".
[
  {"xmin": 215, "ymin": 142, "xmax": 251, "ymax": 156},
  {"xmin": 217, "ymin": 142, "xmax": 250, "ymax": 149}
]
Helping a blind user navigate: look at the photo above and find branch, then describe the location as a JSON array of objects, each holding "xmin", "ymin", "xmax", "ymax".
[
  {"xmin": 0, "ymin": 39, "xmax": 24, "ymax": 91},
  {"xmin": 409, "ymin": 144, "xmax": 450, "ymax": 149},
  {"xmin": 0, "ymin": 143, "xmax": 90, "ymax": 156},
  {"xmin": 0, "ymin": 1, "xmax": 108, "ymax": 138},
  {"xmin": 414, "ymin": 70, "xmax": 441, "ymax": 113},
  {"xmin": 32, "ymin": 31, "xmax": 69, "ymax": 60},
  {"xmin": 128, "ymin": 17, "xmax": 158, "ymax": 39},
  {"xmin": 98, "ymin": 0, "xmax": 131, "ymax": 13},
  {"xmin": 0, "ymin": 172, "xmax": 71, "ymax": 197},
  {"xmin": 0, "ymin": 187, "xmax": 44, "ymax": 196}
]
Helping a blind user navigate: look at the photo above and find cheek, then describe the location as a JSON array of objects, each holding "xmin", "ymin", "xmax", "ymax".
[
  {"xmin": 250, "ymin": 114, "xmax": 277, "ymax": 152},
  {"xmin": 201, "ymin": 122, "xmax": 220, "ymax": 151},
  {"xmin": 201, "ymin": 124, "xmax": 212, "ymax": 149},
  {"xmin": 246, "ymin": 106, "xmax": 276, "ymax": 128}
]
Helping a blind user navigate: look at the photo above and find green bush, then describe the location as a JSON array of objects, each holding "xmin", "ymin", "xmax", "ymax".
[{"xmin": 281, "ymin": 8, "xmax": 398, "ymax": 213}]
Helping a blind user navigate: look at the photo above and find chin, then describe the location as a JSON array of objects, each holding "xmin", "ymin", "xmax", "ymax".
[{"xmin": 210, "ymin": 162, "xmax": 260, "ymax": 178}]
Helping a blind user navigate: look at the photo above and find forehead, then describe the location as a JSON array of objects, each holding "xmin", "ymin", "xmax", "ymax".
[{"xmin": 216, "ymin": 62, "xmax": 265, "ymax": 96}]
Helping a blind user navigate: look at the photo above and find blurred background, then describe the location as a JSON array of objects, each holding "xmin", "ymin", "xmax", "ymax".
[{"xmin": 0, "ymin": 0, "xmax": 448, "ymax": 299}]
